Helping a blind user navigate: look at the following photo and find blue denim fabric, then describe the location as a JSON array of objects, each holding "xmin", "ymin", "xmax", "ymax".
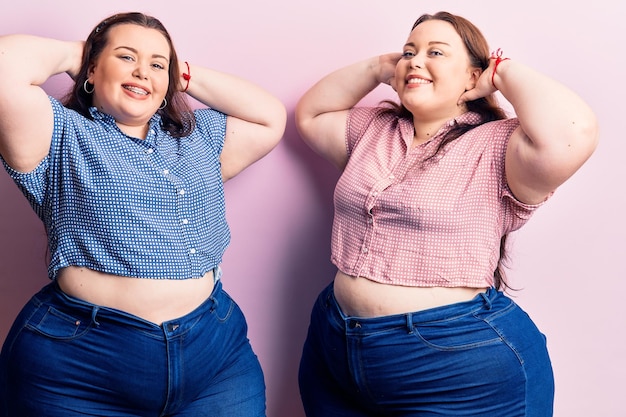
[
  {"xmin": 299, "ymin": 283, "xmax": 554, "ymax": 416},
  {"xmin": 0, "ymin": 274, "xmax": 265, "ymax": 417}
]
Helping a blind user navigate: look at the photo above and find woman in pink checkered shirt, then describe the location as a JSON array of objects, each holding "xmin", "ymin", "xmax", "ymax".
[{"xmin": 296, "ymin": 11, "xmax": 598, "ymax": 417}]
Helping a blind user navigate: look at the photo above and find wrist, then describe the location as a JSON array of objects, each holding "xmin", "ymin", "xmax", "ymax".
[
  {"xmin": 490, "ymin": 48, "xmax": 510, "ymax": 89},
  {"xmin": 180, "ymin": 61, "xmax": 191, "ymax": 92},
  {"xmin": 65, "ymin": 40, "xmax": 85, "ymax": 80},
  {"xmin": 367, "ymin": 56, "xmax": 388, "ymax": 86}
]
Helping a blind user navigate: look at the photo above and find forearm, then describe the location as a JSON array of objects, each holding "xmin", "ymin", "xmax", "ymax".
[
  {"xmin": 183, "ymin": 64, "xmax": 285, "ymax": 130},
  {"xmin": 495, "ymin": 60, "xmax": 598, "ymax": 153},
  {"xmin": 0, "ymin": 35, "xmax": 83, "ymax": 87},
  {"xmin": 297, "ymin": 56, "xmax": 385, "ymax": 119}
]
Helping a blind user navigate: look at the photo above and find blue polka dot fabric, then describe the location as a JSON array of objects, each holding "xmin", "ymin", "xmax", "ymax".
[{"xmin": 2, "ymin": 97, "xmax": 230, "ymax": 280}]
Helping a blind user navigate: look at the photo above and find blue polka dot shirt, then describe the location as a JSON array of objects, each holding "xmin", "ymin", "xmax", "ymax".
[{"xmin": 2, "ymin": 97, "xmax": 230, "ymax": 280}]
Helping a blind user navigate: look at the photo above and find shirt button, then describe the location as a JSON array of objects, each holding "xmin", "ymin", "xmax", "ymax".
[
  {"xmin": 372, "ymin": 192, "xmax": 378, "ymax": 197},
  {"xmin": 182, "ymin": 219, "xmax": 189, "ymax": 225},
  {"xmin": 361, "ymin": 247, "xmax": 368, "ymax": 254},
  {"xmin": 146, "ymin": 148, "xmax": 154, "ymax": 154},
  {"xmin": 179, "ymin": 189, "xmax": 186, "ymax": 195},
  {"xmin": 189, "ymin": 248, "xmax": 196, "ymax": 254},
  {"xmin": 367, "ymin": 218, "xmax": 373, "ymax": 224},
  {"xmin": 388, "ymin": 174, "xmax": 395, "ymax": 179},
  {"xmin": 163, "ymin": 169, "xmax": 170, "ymax": 175}
]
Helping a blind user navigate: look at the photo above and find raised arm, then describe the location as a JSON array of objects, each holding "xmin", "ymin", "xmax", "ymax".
[
  {"xmin": 462, "ymin": 58, "xmax": 599, "ymax": 204},
  {"xmin": 0, "ymin": 35, "xmax": 83, "ymax": 172},
  {"xmin": 295, "ymin": 53, "xmax": 401, "ymax": 170},
  {"xmin": 181, "ymin": 63, "xmax": 286, "ymax": 182}
]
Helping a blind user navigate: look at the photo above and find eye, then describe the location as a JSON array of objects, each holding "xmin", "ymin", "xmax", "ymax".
[
  {"xmin": 120, "ymin": 54, "xmax": 135, "ymax": 62},
  {"xmin": 429, "ymin": 49, "xmax": 444, "ymax": 57},
  {"xmin": 401, "ymin": 51, "xmax": 415, "ymax": 59},
  {"xmin": 151, "ymin": 63, "xmax": 166, "ymax": 70}
]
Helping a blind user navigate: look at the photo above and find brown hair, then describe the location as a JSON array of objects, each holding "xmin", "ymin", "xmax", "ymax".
[
  {"xmin": 62, "ymin": 12, "xmax": 194, "ymax": 137},
  {"xmin": 384, "ymin": 11, "xmax": 513, "ymax": 290}
]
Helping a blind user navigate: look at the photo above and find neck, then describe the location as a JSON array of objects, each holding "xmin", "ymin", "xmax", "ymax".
[
  {"xmin": 117, "ymin": 121, "xmax": 150, "ymax": 140},
  {"xmin": 411, "ymin": 107, "xmax": 466, "ymax": 146},
  {"xmin": 411, "ymin": 120, "xmax": 446, "ymax": 146}
]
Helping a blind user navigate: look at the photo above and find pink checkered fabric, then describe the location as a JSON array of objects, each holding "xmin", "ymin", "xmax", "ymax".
[{"xmin": 330, "ymin": 107, "xmax": 545, "ymax": 288}]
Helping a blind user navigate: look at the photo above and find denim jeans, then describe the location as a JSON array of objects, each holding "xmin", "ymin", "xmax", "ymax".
[
  {"xmin": 299, "ymin": 283, "xmax": 554, "ymax": 416},
  {"xmin": 0, "ymin": 271, "xmax": 266, "ymax": 417}
]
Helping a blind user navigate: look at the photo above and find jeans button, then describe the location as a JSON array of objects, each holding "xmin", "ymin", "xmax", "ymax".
[{"xmin": 348, "ymin": 320, "xmax": 361, "ymax": 329}]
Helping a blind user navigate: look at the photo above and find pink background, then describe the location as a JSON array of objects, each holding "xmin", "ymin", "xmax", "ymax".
[{"xmin": 0, "ymin": 1, "xmax": 623, "ymax": 416}]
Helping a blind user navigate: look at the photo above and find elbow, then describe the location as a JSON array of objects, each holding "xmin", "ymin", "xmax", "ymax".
[
  {"xmin": 265, "ymin": 101, "xmax": 288, "ymax": 149},
  {"xmin": 294, "ymin": 101, "xmax": 317, "ymax": 148},
  {"xmin": 294, "ymin": 99, "xmax": 307, "ymax": 135},
  {"xmin": 273, "ymin": 103, "xmax": 288, "ymax": 146},
  {"xmin": 575, "ymin": 112, "xmax": 600, "ymax": 158}
]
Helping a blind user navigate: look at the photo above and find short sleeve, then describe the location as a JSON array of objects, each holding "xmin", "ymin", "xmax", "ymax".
[
  {"xmin": 346, "ymin": 107, "xmax": 387, "ymax": 155},
  {"xmin": 193, "ymin": 108, "xmax": 228, "ymax": 155}
]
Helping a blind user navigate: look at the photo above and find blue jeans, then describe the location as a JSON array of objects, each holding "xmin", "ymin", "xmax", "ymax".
[
  {"xmin": 0, "ymin": 271, "xmax": 266, "ymax": 417},
  {"xmin": 299, "ymin": 283, "xmax": 554, "ymax": 416}
]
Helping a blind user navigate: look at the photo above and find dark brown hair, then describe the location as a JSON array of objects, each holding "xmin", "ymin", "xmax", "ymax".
[
  {"xmin": 62, "ymin": 12, "xmax": 194, "ymax": 137},
  {"xmin": 385, "ymin": 11, "xmax": 513, "ymax": 290}
]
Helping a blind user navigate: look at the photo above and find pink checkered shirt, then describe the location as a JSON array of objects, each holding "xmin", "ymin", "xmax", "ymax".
[{"xmin": 331, "ymin": 107, "xmax": 545, "ymax": 288}]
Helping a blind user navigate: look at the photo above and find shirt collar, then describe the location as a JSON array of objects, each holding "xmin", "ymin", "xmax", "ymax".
[
  {"xmin": 400, "ymin": 111, "xmax": 484, "ymax": 144},
  {"xmin": 436, "ymin": 111, "xmax": 484, "ymax": 135},
  {"xmin": 88, "ymin": 106, "xmax": 162, "ymax": 127}
]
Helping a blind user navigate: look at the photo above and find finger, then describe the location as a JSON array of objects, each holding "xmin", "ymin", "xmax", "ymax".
[
  {"xmin": 390, "ymin": 77, "xmax": 397, "ymax": 91},
  {"xmin": 458, "ymin": 91, "xmax": 474, "ymax": 105}
]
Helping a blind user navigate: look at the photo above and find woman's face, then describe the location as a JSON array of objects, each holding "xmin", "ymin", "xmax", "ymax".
[
  {"xmin": 394, "ymin": 19, "xmax": 480, "ymax": 120},
  {"xmin": 88, "ymin": 24, "xmax": 171, "ymax": 132}
]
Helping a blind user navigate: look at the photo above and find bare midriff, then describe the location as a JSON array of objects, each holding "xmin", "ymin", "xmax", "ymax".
[
  {"xmin": 333, "ymin": 270, "xmax": 488, "ymax": 318},
  {"xmin": 56, "ymin": 266, "xmax": 215, "ymax": 325}
]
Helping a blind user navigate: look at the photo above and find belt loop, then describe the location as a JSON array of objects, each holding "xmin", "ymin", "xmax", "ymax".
[
  {"xmin": 480, "ymin": 289, "xmax": 493, "ymax": 310},
  {"xmin": 406, "ymin": 313, "xmax": 414, "ymax": 334},
  {"xmin": 213, "ymin": 266, "xmax": 222, "ymax": 283},
  {"xmin": 91, "ymin": 306, "xmax": 101, "ymax": 326}
]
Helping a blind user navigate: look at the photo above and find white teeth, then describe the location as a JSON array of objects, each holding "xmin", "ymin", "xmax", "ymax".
[
  {"xmin": 124, "ymin": 86, "xmax": 148, "ymax": 95},
  {"xmin": 407, "ymin": 78, "xmax": 430, "ymax": 85}
]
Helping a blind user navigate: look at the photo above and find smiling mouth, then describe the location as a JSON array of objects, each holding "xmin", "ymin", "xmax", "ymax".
[
  {"xmin": 407, "ymin": 78, "xmax": 431, "ymax": 85},
  {"xmin": 123, "ymin": 85, "xmax": 149, "ymax": 95}
]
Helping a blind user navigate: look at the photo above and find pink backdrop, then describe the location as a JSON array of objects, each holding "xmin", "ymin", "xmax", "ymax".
[{"xmin": 1, "ymin": 1, "xmax": 623, "ymax": 416}]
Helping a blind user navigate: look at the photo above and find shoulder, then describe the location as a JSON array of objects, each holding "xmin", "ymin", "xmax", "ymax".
[
  {"xmin": 467, "ymin": 117, "xmax": 519, "ymax": 138},
  {"xmin": 347, "ymin": 106, "xmax": 408, "ymax": 139},
  {"xmin": 186, "ymin": 108, "xmax": 229, "ymax": 153},
  {"xmin": 348, "ymin": 106, "xmax": 400, "ymax": 126},
  {"xmin": 457, "ymin": 116, "xmax": 519, "ymax": 153},
  {"xmin": 48, "ymin": 95, "xmax": 96, "ymax": 129},
  {"xmin": 193, "ymin": 107, "xmax": 227, "ymax": 130}
]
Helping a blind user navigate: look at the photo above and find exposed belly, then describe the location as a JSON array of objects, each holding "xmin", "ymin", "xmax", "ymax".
[
  {"xmin": 333, "ymin": 270, "xmax": 487, "ymax": 318},
  {"xmin": 56, "ymin": 266, "xmax": 215, "ymax": 325}
]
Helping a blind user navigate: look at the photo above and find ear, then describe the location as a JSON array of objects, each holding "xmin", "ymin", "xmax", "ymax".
[
  {"xmin": 465, "ymin": 67, "xmax": 482, "ymax": 90},
  {"xmin": 87, "ymin": 63, "xmax": 96, "ymax": 80}
]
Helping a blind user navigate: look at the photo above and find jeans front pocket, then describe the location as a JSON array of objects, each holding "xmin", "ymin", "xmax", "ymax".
[
  {"xmin": 26, "ymin": 304, "xmax": 93, "ymax": 340},
  {"xmin": 411, "ymin": 311, "xmax": 504, "ymax": 351}
]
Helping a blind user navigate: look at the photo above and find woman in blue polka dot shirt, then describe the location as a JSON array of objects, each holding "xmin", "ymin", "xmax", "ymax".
[{"xmin": 0, "ymin": 12, "xmax": 286, "ymax": 417}]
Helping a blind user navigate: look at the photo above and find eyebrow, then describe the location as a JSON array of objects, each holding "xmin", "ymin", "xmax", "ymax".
[
  {"xmin": 114, "ymin": 46, "xmax": 169, "ymax": 62},
  {"xmin": 404, "ymin": 41, "xmax": 452, "ymax": 48}
]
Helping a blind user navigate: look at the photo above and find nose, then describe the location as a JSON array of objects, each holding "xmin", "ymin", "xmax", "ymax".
[
  {"xmin": 133, "ymin": 63, "xmax": 149, "ymax": 80},
  {"xmin": 410, "ymin": 56, "xmax": 423, "ymax": 69}
]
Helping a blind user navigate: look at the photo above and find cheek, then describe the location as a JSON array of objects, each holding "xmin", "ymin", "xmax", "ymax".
[{"xmin": 158, "ymin": 72, "xmax": 171, "ymax": 90}]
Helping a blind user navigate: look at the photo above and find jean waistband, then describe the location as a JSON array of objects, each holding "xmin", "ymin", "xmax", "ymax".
[
  {"xmin": 325, "ymin": 282, "xmax": 502, "ymax": 332},
  {"xmin": 38, "ymin": 267, "xmax": 224, "ymax": 334}
]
